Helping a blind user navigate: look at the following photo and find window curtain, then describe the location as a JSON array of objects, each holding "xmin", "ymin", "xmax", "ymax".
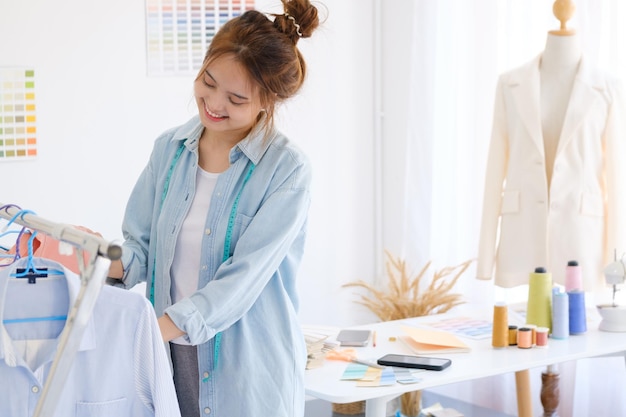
[{"xmin": 400, "ymin": 1, "xmax": 626, "ymax": 415}]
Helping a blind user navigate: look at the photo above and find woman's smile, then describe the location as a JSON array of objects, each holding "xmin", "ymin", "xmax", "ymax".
[{"xmin": 204, "ymin": 103, "xmax": 228, "ymax": 121}]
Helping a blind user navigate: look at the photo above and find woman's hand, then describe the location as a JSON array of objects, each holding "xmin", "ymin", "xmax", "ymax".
[
  {"xmin": 158, "ymin": 314, "xmax": 186, "ymax": 342},
  {"xmin": 73, "ymin": 225, "xmax": 123, "ymax": 279}
]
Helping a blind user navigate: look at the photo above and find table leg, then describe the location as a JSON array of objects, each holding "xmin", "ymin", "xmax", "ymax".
[
  {"xmin": 365, "ymin": 394, "xmax": 398, "ymax": 417},
  {"xmin": 515, "ymin": 369, "xmax": 533, "ymax": 417},
  {"xmin": 540, "ymin": 366, "xmax": 559, "ymax": 417}
]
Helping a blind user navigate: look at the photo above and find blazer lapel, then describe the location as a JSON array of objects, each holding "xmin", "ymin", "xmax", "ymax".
[
  {"xmin": 557, "ymin": 56, "xmax": 604, "ymax": 155},
  {"xmin": 509, "ymin": 55, "xmax": 544, "ymax": 156}
]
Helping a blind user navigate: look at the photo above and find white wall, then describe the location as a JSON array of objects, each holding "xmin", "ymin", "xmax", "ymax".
[{"xmin": 0, "ymin": 0, "xmax": 378, "ymax": 326}]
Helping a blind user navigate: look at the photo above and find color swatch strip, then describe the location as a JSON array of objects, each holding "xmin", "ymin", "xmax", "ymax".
[
  {"xmin": 146, "ymin": 0, "xmax": 255, "ymax": 76},
  {"xmin": 0, "ymin": 68, "xmax": 37, "ymax": 160}
]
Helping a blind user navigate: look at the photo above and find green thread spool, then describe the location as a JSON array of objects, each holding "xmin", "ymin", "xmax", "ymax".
[{"xmin": 526, "ymin": 266, "xmax": 553, "ymax": 331}]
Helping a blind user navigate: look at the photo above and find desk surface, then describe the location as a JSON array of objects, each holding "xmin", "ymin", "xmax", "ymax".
[{"xmin": 305, "ymin": 312, "xmax": 626, "ymax": 405}]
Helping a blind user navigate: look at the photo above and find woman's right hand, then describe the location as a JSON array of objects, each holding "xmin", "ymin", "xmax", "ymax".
[{"xmin": 74, "ymin": 225, "xmax": 123, "ymax": 279}]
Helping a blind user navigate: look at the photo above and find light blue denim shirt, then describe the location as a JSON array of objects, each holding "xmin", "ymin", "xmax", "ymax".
[{"xmin": 118, "ymin": 115, "xmax": 310, "ymax": 417}]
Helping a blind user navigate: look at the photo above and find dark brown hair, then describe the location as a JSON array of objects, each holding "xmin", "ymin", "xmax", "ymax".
[{"xmin": 196, "ymin": 0, "xmax": 321, "ymax": 135}]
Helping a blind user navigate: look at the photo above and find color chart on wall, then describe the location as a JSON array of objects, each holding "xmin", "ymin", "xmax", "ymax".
[
  {"xmin": 0, "ymin": 68, "xmax": 37, "ymax": 161},
  {"xmin": 146, "ymin": 0, "xmax": 255, "ymax": 76}
]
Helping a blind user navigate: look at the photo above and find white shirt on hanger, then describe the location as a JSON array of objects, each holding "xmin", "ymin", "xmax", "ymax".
[{"xmin": 0, "ymin": 257, "xmax": 181, "ymax": 417}]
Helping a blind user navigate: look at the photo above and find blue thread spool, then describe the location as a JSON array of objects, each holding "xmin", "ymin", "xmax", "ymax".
[
  {"xmin": 568, "ymin": 290, "xmax": 587, "ymax": 335},
  {"xmin": 551, "ymin": 287, "xmax": 569, "ymax": 339}
]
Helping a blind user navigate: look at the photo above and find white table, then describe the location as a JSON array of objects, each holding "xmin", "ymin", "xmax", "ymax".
[{"xmin": 304, "ymin": 313, "xmax": 626, "ymax": 417}]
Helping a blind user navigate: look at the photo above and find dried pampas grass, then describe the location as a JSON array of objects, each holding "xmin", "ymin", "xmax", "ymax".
[{"xmin": 343, "ymin": 250, "xmax": 473, "ymax": 321}]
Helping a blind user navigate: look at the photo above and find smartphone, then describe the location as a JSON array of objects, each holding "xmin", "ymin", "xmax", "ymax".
[
  {"xmin": 377, "ymin": 354, "xmax": 451, "ymax": 371},
  {"xmin": 336, "ymin": 329, "xmax": 372, "ymax": 347}
]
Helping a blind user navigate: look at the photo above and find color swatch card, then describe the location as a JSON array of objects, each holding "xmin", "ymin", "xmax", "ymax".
[
  {"xmin": 356, "ymin": 366, "xmax": 396, "ymax": 387},
  {"xmin": 145, "ymin": 0, "xmax": 255, "ymax": 75},
  {"xmin": 340, "ymin": 363, "xmax": 403, "ymax": 387},
  {"xmin": 421, "ymin": 316, "xmax": 493, "ymax": 340},
  {"xmin": 0, "ymin": 68, "xmax": 37, "ymax": 160},
  {"xmin": 393, "ymin": 368, "xmax": 423, "ymax": 385},
  {"xmin": 340, "ymin": 363, "xmax": 369, "ymax": 381}
]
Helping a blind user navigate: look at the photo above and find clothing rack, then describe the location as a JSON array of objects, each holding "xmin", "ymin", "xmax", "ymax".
[{"xmin": 0, "ymin": 203, "xmax": 122, "ymax": 417}]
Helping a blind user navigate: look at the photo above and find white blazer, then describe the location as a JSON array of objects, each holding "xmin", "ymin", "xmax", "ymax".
[{"xmin": 477, "ymin": 54, "xmax": 626, "ymax": 291}]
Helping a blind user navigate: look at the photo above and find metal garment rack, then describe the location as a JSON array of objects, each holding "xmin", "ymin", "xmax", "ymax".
[{"xmin": 0, "ymin": 203, "xmax": 122, "ymax": 417}]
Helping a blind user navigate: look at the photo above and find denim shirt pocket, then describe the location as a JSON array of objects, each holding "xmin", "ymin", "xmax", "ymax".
[{"xmin": 225, "ymin": 213, "xmax": 253, "ymax": 257}]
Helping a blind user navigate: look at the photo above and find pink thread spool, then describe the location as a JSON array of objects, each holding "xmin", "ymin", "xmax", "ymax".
[
  {"xmin": 536, "ymin": 327, "xmax": 549, "ymax": 348},
  {"xmin": 565, "ymin": 260, "xmax": 582, "ymax": 292}
]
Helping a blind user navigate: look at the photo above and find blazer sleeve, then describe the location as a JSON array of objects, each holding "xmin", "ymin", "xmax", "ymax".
[
  {"xmin": 604, "ymin": 77, "xmax": 626, "ymax": 264},
  {"xmin": 477, "ymin": 75, "xmax": 509, "ymax": 280}
]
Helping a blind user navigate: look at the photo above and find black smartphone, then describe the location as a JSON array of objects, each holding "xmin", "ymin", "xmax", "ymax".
[{"xmin": 377, "ymin": 354, "xmax": 451, "ymax": 371}]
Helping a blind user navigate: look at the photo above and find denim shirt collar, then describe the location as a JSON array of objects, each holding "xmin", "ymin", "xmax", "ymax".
[{"xmin": 170, "ymin": 115, "xmax": 276, "ymax": 165}]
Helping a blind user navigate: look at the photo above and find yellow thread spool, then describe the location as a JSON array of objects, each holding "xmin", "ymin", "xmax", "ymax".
[
  {"xmin": 508, "ymin": 325, "xmax": 518, "ymax": 346},
  {"xmin": 492, "ymin": 302, "xmax": 509, "ymax": 348}
]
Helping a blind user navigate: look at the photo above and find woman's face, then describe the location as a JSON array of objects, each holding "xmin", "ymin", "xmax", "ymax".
[{"xmin": 194, "ymin": 54, "xmax": 264, "ymax": 139}]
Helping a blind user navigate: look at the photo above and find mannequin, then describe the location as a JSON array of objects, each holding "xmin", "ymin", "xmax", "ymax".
[
  {"xmin": 539, "ymin": 32, "xmax": 581, "ymax": 189},
  {"xmin": 479, "ymin": 1, "xmax": 626, "ymax": 415},
  {"xmin": 476, "ymin": 0, "xmax": 626, "ymax": 291}
]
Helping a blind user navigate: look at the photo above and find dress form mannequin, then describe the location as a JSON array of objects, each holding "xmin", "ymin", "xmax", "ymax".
[
  {"xmin": 533, "ymin": 3, "xmax": 578, "ymax": 417},
  {"xmin": 478, "ymin": 0, "xmax": 626, "ymax": 414},
  {"xmin": 539, "ymin": 5, "xmax": 581, "ymax": 189},
  {"xmin": 539, "ymin": 5, "xmax": 576, "ymax": 417}
]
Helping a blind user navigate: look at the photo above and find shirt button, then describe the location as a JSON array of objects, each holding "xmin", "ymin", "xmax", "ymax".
[
  {"xmin": 31, "ymin": 386, "xmax": 39, "ymax": 393},
  {"xmin": 204, "ymin": 407, "xmax": 211, "ymax": 414},
  {"xmin": 203, "ymin": 371, "xmax": 209, "ymax": 379},
  {"xmin": 205, "ymin": 228, "xmax": 211, "ymax": 235},
  {"xmin": 202, "ymin": 265, "xmax": 208, "ymax": 271}
]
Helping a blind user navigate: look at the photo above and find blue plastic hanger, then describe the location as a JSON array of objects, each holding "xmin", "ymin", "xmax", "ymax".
[{"xmin": 1, "ymin": 207, "xmax": 68, "ymax": 324}]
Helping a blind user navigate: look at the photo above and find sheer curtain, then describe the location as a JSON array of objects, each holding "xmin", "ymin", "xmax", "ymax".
[{"xmin": 399, "ymin": 1, "xmax": 626, "ymax": 415}]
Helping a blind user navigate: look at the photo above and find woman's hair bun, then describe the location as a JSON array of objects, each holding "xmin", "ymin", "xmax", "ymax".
[{"xmin": 273, "ymin": 0, "xmax": 320, "ymax": 44}]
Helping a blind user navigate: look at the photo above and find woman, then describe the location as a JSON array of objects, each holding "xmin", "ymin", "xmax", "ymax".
[{"xmin": 106, "ymin": 1, "xmax": 321, "ymax": 416}]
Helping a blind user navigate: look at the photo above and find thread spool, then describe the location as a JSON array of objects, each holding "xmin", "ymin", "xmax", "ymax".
[
  {"xmin": 526, "ymin": 267, "xmax": 553, "ymax": 331},
  {"xmin": 551, "ymin": 287, "xmax": 569, "ymax": 339},
  {"xmin": 565, "ymin": 260, "xmax": 583, "ymax": 292},
  {"xmin": 492, "ymin": 302, "xmax": 509, "ymax": 348},
  {"xmin": 536, "ymin": 327, "xmax": 549, "ymax": 348},
  {"xmin": 517, "ymin": 327, "xmax": 533, "ymax": 349},
  {"xmin": 568, "ymin": 290, "xmax": 587, "ymax": 335},
  {"xmin": 525, "ymin": 324, "xmax": 537, "ymax": 346},
  {"xmin": 508, "ymin": 325, "xmax": 518, "ymax": 346}
]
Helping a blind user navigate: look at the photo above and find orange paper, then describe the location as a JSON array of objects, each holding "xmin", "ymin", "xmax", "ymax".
[{"xmin": 400, "ymin": 325, "xmax": 471, "ymax": 354}]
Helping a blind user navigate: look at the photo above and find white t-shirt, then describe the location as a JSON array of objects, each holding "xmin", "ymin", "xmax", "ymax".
[{"xmin": 170, "ymin": 167, "xmax": 219, "ymax": 345}]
